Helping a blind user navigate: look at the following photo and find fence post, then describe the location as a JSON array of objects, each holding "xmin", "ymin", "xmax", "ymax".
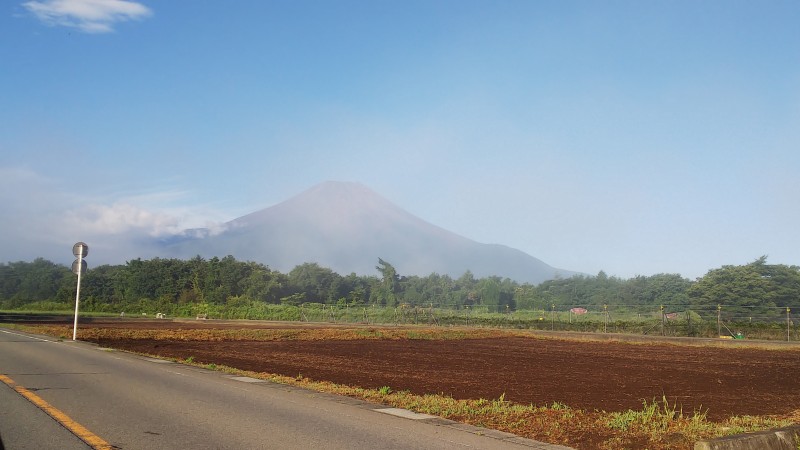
[
  {"xmin": 717, "ymin": 304, "xmax": 722, "ymax": 337},
  {"xmin": 660, "ymin": 305, "xmax": 665, "ymax": 336},
  {"xmin": 686, "ymin": 310, "xmax": 692, "ymax": 337},
  {"xmin": 603, "ymin": 304, "xmax": 608, "ymax": 333},
  {"xmin": 788, "ymin": 307, "xmax": 792, "ymax": 342},
  {"xmin": 551, "ymin": 304, "xmax": 555, "ymax": 331}
]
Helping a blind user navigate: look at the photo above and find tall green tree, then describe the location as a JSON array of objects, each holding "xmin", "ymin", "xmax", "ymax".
[
  {"xmin": 288, "ymin": 262, "xmax": 341, "ymax": 303},
  {"xmin": 687, "ymin": 257, "xmax": 800, "ymax": 317},
  {"xmin": 375, "ymin": 258, "xmax": 400, "ymax": 306},
  {"xmin": 0, "ymin": 258, "xmax": 72, "ymax": 306}
]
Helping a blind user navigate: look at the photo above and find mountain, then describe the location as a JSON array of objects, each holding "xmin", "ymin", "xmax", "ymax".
[{"xmin": 160, "ymin": 181, "xmax": 576, "ymax": 284}]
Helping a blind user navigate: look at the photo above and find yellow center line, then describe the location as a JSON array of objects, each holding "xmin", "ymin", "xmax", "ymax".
[{"xmin": 0, "ymin": 374, "xmax": 113, "ymax": 450}]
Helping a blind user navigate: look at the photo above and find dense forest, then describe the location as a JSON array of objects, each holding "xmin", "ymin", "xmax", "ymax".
[{"xmin": 1, "ymin": 256, "xmax": 798, "ymax": 322}]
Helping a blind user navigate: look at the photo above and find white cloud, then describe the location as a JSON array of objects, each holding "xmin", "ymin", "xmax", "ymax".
[
  {"xmin": 23, "ymin": 0, "xmax": 152, "ymax": 33},
  {"xmin": 64, "ymin": 203, "xmax": 181, "ymax": 236},
  {"xmin": 61, "ymin": 202, "xmax": 230, "ymax": 238},
  {"xmin": 0, "ymin": 166, "xmax": 229, "ymax": 264}
]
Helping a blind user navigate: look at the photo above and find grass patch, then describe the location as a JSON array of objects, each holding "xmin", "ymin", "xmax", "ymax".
[{"xmin": 378, "ymin": 386, "xmax": 392, "ymax": 395}]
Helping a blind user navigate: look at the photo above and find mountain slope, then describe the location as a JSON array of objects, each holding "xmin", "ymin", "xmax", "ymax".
[{"xmin": 161, "ymin": 181, "xmax": 575, "ymax": 283}]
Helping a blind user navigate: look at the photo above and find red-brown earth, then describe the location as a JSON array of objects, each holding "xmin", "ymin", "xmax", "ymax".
[{"xmin": 75, "ymin": 319, "xmax": 800, "ymax": 421}]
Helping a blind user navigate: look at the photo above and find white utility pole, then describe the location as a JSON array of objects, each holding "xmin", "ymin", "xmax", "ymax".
[{"xmin": 71, "ymin": 242, "xmax": 88, "ymax": 341}]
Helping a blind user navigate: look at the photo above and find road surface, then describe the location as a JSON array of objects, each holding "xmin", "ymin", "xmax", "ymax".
[{"xmin": 0, "ymin": 328, "xmax": 567, "ymax": 449}]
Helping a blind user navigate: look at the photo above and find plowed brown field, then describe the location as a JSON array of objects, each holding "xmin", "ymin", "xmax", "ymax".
[{"xmin": 73, "ymin": 319, "xmax": 800, "ymax": 421}]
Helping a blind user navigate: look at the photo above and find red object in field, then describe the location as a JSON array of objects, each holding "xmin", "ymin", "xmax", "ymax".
[{"xmin": 570, "ymin": 307, "xmax": 588, "ymax": 315}]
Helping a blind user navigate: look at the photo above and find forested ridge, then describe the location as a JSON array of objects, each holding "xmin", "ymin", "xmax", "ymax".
[{"xmin": 2, "ymin": 256, "xmax": 798, "ymax": 320}]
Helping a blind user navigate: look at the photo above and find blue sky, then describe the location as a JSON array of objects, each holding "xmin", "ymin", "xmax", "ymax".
[{"xmin": 2, "ymin": 0, "xmax": 799, "ymax": 280}]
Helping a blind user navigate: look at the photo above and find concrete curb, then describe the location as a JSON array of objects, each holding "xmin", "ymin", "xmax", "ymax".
[{"xmin": 695, "ymin": 425, "xmax": 800, "ymax": 450}]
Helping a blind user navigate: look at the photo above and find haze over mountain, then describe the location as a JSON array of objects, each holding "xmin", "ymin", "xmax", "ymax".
[{"xmin": 161, "ymin": 181, "xmax": 576, "ymax": 283}]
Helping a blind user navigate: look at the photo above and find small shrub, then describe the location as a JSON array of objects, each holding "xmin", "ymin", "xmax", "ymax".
[{"xmin": 378, "ymin": 386, "xmax": 392, "ymax": 395}]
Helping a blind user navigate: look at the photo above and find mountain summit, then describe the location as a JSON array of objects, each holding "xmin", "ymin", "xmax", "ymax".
[{"xmin": 162, "ymin": 181, "xmax": 575, "ymax": 283}]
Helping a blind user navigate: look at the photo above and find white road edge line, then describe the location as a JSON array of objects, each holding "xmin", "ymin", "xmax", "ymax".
[
  {"xmin": 0, "ymin": 328, "xmax": 56, "ymax": 343},
  {"xmin": 143, "ymin": 358, "xmax": 173, "ymax": 364},
  {"xmin": 229, "ymin": 376, "xmax": 266, "ymax": 383},
  {"xmin": 375, "ymin": 408, "xmax": 438, "ymax": 420}
]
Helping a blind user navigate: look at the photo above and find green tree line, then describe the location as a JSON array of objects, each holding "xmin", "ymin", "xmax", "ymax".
[{"xmin": 1, "ymin": 256, "xmax": 798, "ymax": 319}]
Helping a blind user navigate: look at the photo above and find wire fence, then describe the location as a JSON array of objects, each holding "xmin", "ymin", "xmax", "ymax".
[
  {"xmin": 24, "ymin": 299, "xmax": 793, "ymax": 342},
  {"xmin": 295, "ymin": 303, "xmax": 799, "ymax": 341}
]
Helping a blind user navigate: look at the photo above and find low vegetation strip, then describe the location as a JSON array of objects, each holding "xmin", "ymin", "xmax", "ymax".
[
  {"xmin": 7, "ymin": 322, "xmax": 800, "ymax": 450},
  {"xmin": 13, "ymin": 321, "xmax": 800, "ymax": 356},
  {"xmin": 13, "ymin": 324, "xmax": 511, "ymax": 341}
]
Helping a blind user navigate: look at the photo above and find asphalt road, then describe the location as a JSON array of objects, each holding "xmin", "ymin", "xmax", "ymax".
[{"xmin": 0, "ymin": 328, "xmax": 567, "ymax": 450}]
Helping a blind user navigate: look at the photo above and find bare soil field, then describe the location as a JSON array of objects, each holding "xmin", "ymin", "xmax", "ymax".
[{"xmin": 68, "ymin": 319, "xmax": 800, "ymax": 421}]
